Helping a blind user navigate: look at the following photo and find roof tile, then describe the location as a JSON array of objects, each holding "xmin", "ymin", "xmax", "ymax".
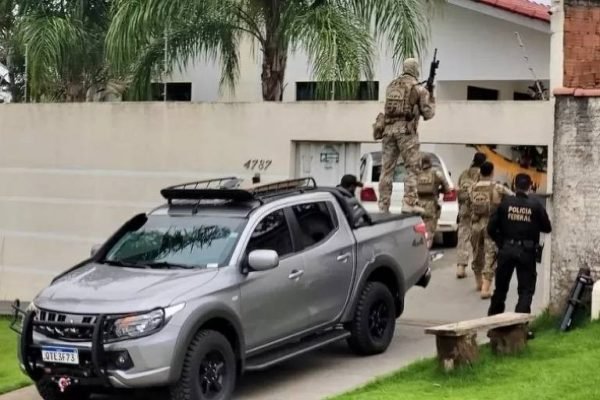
[{"xmin": 475, "ymin": 0, "xmax": 551, "ymax": 23}]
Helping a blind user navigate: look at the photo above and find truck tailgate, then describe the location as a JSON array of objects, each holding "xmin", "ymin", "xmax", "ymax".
[{"xmin": 353, "ymin": 214, "xmax": 430, "ymax": 289}]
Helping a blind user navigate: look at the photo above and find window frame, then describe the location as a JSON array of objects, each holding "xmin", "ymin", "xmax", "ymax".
[
  {"xmin": 286, "ymin": 201, "xmax": 339, "ymax": 253},
  {"xmin": 243, "ymin": 207, "xmax": 298, "ymax": 263}
]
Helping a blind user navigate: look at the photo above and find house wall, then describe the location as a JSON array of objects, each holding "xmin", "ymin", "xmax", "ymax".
[
  {"xmin": 167, "ymin": 2, "xmax": 550, "ymax": 102},
  {"xmin": 0, "ymin": 101, "xmax": 551, "ymax": 302},
  {"xmin": 551, "ymin": 0, "xmax": 600, "ymax": 312}
]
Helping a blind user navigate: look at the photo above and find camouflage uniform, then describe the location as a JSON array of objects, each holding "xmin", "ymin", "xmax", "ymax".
[
  {"xmin": 469, "ymin": 179, "xmax": 514, "ymax": 298},
  {"xmin": 456, "ymin": 167, "xmax": 481, "ymax": 269},
  {"xmin": 416, "ymin": 158, "xmax": 450, "ymax": 248},
  {"xmin": 374, "ymin": 59, "xmax": 436, "ymax": 213}
]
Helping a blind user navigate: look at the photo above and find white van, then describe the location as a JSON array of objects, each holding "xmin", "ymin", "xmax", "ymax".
[{"xmin": 358, "ymin": 151, "xmax": 459, "ymax": 247}]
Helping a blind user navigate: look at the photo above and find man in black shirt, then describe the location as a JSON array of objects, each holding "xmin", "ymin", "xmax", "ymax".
[
  {"xmin": 338, "ymin": 174, "xmax": 363, "ymax": 198},
  {"xmin": 487, "ymin": 173, "xmax": 552, "ymax": 320}
]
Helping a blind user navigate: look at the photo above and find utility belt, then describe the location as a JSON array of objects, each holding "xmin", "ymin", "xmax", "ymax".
[
  {"xmin": 385, "ymin": 114, "xmax": 415, "ymax": 124},
  {"xmin": 504, "ymin": 239, "xmax": 535, "ymax": 248},
  {"xmin": 503, "ymin": 239, "xmax": 544, "ymax": 262}
]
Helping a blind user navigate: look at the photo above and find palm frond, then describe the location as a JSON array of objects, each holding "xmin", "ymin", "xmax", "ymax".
[
  {"xmin": 287, "ymin": 2, "xmax": 375, "ymax": 99},
  {"xmin": 17, "ymin": 14, "xmax": 88, "ymax": 98},
  {"xmin": 343, "ymin": 0, "xmax": 444, "ymax": 73},
  {"xmin": 125, "ymin": 17, "xmax": 240, "ymax": 100},
  {"xmin": 107, "ymin": 0, "xmax": 248, "ymax": 100}
]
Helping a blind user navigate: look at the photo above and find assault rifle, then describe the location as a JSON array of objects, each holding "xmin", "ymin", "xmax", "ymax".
[{"xmin": 420, "ymin": 48, "xmax": 439, "ymax": 94}]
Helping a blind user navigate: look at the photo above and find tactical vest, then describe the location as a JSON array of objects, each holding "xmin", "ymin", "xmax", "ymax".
[
  {"xmin": 471, "ymin": 182, "xmax": 497, "ymax": 217},
  {"xmin": 458, "ymin": 169, "xmax": 478, "ymax": 203},
  {"xmin": 417, "ymin": 169, "xmax": 436, "ymax": 195},
  {"xmin": 384, "ymin": 77, "xmax": 417, "ymax": 121}
]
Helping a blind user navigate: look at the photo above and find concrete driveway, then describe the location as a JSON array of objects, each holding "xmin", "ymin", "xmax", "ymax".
[{"xmin": 1, "ymin": 248, "xmax": 544, "ymax": 400}]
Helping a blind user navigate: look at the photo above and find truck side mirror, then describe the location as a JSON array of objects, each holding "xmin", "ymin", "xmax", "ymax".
[{"xmin": 248, "ymin": 250, "xmax": 279, "ymax": 271}]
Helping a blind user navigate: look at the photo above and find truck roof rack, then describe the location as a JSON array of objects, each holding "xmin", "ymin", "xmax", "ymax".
[{"xmin": 160, "ymin": 177, "xmax": 317, "ymax": 205}]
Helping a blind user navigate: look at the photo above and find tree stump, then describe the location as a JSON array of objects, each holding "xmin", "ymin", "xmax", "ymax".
[
  {"xmin": 435, "ymin": 332, "xmax": 479, "ymax": 371},
  {"xmin": 487, "ymin": 323, "xmax": 528, "ymax": 355}
]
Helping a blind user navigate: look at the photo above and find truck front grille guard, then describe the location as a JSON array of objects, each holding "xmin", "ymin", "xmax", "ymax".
[{"xmin": 10, "ymin": 299, "xmax": 111, "ymax": 387}]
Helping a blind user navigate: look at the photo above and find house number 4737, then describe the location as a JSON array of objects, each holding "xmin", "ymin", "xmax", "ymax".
[{"xmin": 244, "ymin": 159, "xmax": 272, "ymax": 171}]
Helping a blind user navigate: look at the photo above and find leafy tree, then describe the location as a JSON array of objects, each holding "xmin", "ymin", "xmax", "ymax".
[{"xmin": 107, "ymin": 0, "xmax": 441, "ymax": 101}]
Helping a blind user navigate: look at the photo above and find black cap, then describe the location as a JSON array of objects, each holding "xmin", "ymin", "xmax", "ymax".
[
  {"xmin": 340, "ymin": 174, "xmax": 363, "ymax": 188},
  {"xmin": 514, "ymin": 173, "xmax": 532, "ymax": 191},
  {"xmin": 473, "ymin": 152, "xmax": 487, "ymax": 167}
]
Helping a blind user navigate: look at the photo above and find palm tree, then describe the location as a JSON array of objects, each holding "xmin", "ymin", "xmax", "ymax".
[
  {"xmin": 16, "ymin": 0, "xmax": 125, "ymax": 102},
  {"xmin": 0, "ymin": 0, "xmax": 24, "ymax": 102},
  {"xmin": 107, "ymin": 0, "xmax": 442, "ymax": 101}
]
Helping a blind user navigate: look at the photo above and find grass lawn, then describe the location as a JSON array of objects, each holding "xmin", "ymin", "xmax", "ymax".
[
  {"xmin": 333, "ymin": 318, "xmax": 600, "ymax": 400},
  {"xmin": 0, "ymin": 317, "xmax": 31, "ymax": 394}
]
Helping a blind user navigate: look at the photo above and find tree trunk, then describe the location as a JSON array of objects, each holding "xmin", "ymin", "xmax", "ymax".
[{"xmin": 261, "ymin": 44, "xmax": 287, "ymax": 102}]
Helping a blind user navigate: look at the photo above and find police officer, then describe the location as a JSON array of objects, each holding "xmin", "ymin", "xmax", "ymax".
[{"xmin": 486, "ymin": 173, "xmax": 552, "ymax": 323}]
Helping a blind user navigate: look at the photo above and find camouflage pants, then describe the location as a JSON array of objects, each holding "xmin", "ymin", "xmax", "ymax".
[
  {"xmin": 378, "ymin": 129, "xmax": 420, "ymax": 212},
  {"xmin": 421, "ymin": 198, "xmax": 440, "ymax": 245},
  {"xmin": 470, "ymin": 217, "xmax": 497, "ymax": 281},
  {"xmin": 457, "ymin": 202, "xmax": 472, "ymax": 266}
]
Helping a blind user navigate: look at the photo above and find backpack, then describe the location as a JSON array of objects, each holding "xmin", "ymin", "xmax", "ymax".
[
  {"xmin": 384, "ymin": 77, "xmax": 417, "ymax": 120},
  {"xmin": 471, "ymin": 182, "xmax": 495, "ymax": 217},
  {"xmin": 458, "ymin": 170, "xmax": 477, "ymax": 202},
  {"xmin": 417, "ymin": 170, "xmax": 436, "ymax": 195}
]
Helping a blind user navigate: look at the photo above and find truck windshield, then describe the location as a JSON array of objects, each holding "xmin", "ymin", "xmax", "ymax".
[{"xmin": 103, "ymin": 215, "xmax": 246, "ymax": 269}]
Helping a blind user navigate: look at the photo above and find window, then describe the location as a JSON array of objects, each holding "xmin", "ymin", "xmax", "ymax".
[
  {"xmin": 467, "ymin": 86, "xmax": 499, "ymax": 101},
  {"xmin": 514, "ymin": 92, "xmax": 533, "ymax": 101},
  {"xmin": 151, "ymin": 82, "xmax": 192, "ymax": 101},
  {"xmin": 246, "ymin": 210, "xmax": 293, "ymax": 258},
  {"xmin": 296, "ymin": 81, "xmax": 379, "ymax": 101},
  {"xmin": 370, "ymin": 153, "xmax": 440, "ymax": 182},
  {"xmin": 372, "ymin": 163, "xmax": 407, "ymax": 183},
  {"xmin": 104, "ymin": 215, "xmax": 245, "ymax": 268},
  {"xmin": 292, "ymin": 202, "xmax": 336, "ymax": 249}
]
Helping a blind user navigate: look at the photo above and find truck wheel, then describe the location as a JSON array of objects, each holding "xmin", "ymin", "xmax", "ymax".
[
  {"xmin": 347, "ymin": 281, "xmax": 396, "ymax": 355},
  {"xmin": 35, "ymin": 379, "xmax": 91, "ymax": 400},
  {"xmin": 443, "ymin": 231, "xmax": 458, "ymax": 248},
  {"xmin": 170, "ymin": 330, "xmax": 236, "ymax": 400}
]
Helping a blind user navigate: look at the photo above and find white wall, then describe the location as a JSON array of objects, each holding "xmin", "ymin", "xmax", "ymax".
[{"xmin": 168, "ymin": 2, "xmax": 550, "ymax": 102}]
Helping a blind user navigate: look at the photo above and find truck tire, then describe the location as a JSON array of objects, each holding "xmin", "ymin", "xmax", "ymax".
[
  {"xmin": 170, "ymin": 330, "xmax": 236, "ymax": 400},
  {"xmin": 35, "ymin": 378, "xmax": 91, "ymax": 400},
  {"xmin": 443, "ymin": 231, "xmax": 458, "ymax": 248},
  {"xmin": 347, "ymin": 281, "xmax": 396, "ymax": 355}
]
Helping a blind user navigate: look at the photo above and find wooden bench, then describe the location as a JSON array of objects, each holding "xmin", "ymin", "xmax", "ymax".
[{"xmin": 424, "ymin": 312, "xmax": 535, "ymax": 371}]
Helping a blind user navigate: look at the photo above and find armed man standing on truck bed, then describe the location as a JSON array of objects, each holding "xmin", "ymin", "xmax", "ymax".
[
  {"xmin": 417, "ymin": 154, "xmax": 450, "ymax": 248},
  {"xmin": 456, "ymin": 152, "xmax": 487, "ymax": 279},
  {"xmin": 487, "ymin": 173, "xmax": 552, "ymax": 331},
  {"xmin": 469, "ymin": 161, "xmax": 514, "ymax": 299},
  {"xmin": 373, "ymin": 53, "xmax": 438, "ymax": 215}
]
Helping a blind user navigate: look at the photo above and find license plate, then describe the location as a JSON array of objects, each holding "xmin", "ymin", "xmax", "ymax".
[{"xmin": 41, "ymin": 346, "xmax": 79, "ymax": 365}]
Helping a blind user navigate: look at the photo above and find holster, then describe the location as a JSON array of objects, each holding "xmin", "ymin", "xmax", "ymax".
[{"xmin": 535, "ymin": 243, "xmax": 544, "ymax": 263}]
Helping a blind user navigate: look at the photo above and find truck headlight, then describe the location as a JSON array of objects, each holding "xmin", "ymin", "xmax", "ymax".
[
  {"xmin": 110, "ymin": 304, "xmax": 185, "ymax": 340},
  {"xmin": 112, "ymin": 309, "xmax": 165, "ymax": 339}
]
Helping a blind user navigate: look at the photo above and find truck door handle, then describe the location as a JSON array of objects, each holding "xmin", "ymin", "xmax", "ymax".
[
  {"xmin": 337, "ymin": 253, "xmax": 351, "ymax": 263},
  {"xmin": 288, "ymin": 270, "xmax": 304, "ymax": 280}
]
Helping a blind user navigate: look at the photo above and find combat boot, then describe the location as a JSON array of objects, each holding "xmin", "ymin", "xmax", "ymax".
[
  {"xmin": 480, "ymin": 279, "xmax": 492, "ymax": 299},
  {"xmin": 402, "ymin": 201, "xmax": 425, "ymax": 215},
  {"xmin": 456, "ymin": 264, "xmax": 467, "ymax": 279},
  {"xmin": 474, "ymin": 273, "xmax": 483, "ymax": 291}
]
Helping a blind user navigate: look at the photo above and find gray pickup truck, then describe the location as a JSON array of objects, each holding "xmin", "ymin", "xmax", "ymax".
[{"xmin": 12, "ymin": 177, "xmax": 431, "ymax": 400}]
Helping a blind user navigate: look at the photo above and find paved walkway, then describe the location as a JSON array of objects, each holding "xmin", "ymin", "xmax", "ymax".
[{"xmin": 1, "ymin": 248, "xmax": 544, "ymax": 400}]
